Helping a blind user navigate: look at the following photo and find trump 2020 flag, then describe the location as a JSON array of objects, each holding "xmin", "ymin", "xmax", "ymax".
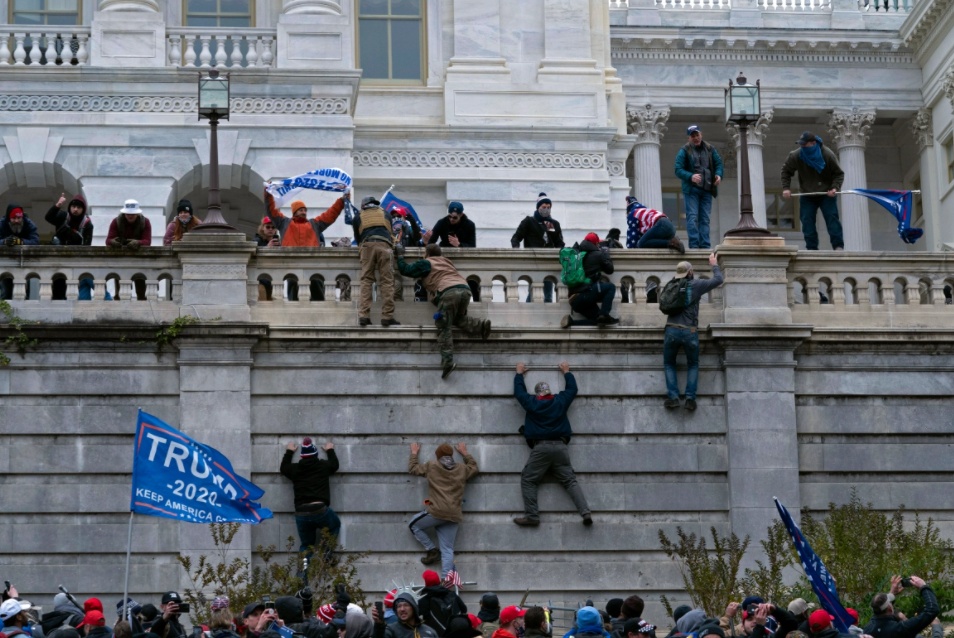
[
  {"xmin": 264, "ymin": 168, "xmax": 353, "ymax": 207},
  {"xmin": 848, "ymin": 189, "xmax": 922, "ymax": 244},
  {"xmin": 130, "ymin": 410, "xmax": 273, "ymax": 524},
  {"xmin": 381, "ymin": 191, "xmax": 428, "ymax": 236},
  {"xmin": 775, "ymin": 498, "xmax": 854, "ymax": 633}
]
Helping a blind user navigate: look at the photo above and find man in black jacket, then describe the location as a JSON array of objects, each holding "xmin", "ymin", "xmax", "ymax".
[
  {"xmin": 417, "ymin": 570, "xmax": 467, "ymax": 636},
  {"xmin": 425, "ymin": 202, "xmax": 476, "ymax": 248},
  {"xmin": 372, "ymin": 593, "xmax": 439, "ymax": 638},
  {"xmin": 561, "ymin": 232, "xmax": 618, "ymax": 328},
  {"xmin": 511, "ymin": 193, "xmax": 565, "ymax": 303},
  {"xmin": 865, "ymin": 575, "xmax": 938, "ymax": 638},
  {"xmin": 150, "ymin": 592, "xmax": 187, "ymax": 638},
  {"xmin": 280, "ymin": 438, "xmax": 340, "ymax": 564}
]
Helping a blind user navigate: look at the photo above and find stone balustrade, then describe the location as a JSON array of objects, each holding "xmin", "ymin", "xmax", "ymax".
[
  {"xmin": 166, "ymin": 28, "xmax": 275, "ymax": 68},
  {"xmin": 0, "ymin": 27, "xmax": 89, "ymax": 66}
]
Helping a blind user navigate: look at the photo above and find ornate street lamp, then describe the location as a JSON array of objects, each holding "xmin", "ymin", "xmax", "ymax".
[
  {"xmin": 724, "ymin": 72, "xmax": 773, "ymax": 237},
  {"xmin": 195, "ymin": 69, "xmax": 235, "ymax": 230}
]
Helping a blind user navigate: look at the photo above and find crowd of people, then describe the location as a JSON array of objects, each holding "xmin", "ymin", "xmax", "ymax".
[{"xmin": 1, "ymin": 574, "xmax": 942, "ymax": 638}]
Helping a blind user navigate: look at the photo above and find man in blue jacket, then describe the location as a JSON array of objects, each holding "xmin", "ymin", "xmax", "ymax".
[{"xmin": 512, "ymin": 360, "xmax": 592, "ymax": 527}]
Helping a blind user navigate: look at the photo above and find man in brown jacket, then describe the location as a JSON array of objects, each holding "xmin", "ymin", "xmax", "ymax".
[{"xmin": 408, "ymin": 442, "xmax": 479, "ymax": 578}]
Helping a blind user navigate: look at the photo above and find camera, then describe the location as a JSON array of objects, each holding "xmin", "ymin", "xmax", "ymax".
[
  {"xmin": 264, "ymin": 597, "xmax": 276, "ymax": 611},
  {"xmin": 901, "ymin": 578, "xmax": 913, "ymax": 588},
  {"xmin": 178, "ymin": 603, "xmax": 191, "ymax": 614}
]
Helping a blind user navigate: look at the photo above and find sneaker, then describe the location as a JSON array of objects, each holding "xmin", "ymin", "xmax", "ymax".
[
  {"xmin": 597, "ymin": 315, "xmax": 619, "ymax": 326},
  {"xmin": 664, "ymin": 398, "xmax": 680, "ymax": 410},
  {"xmin": 358, "ymin": 317, "xmax": 371, "ymax": 326},
  {"xmin": 582, "ymin": 514, "xmax": 593, "ymax": 526},
  {"xmin": 381, "ymin": 318, "xmax": 401, "ymax": 327},
  {"xmin": 420, "ymin": 548, "xmax": 441, "ymax": 565},
  {"xmin": 668, "ymin": 236, "xmax": 686, "ymax": 255},
  {"xmin": 684, "ymin": 398, "xmax": 697, "ymax": 411},
  {"xmin": 513, "ymin": 517, "xmax": 540, "ymax": 527},
  {"xmin": 441, "ymin": 362, "xmax": 457, "ymax": 380},
  {"xmin": 481, "ymin": 319, "xmax": 492, "ymax": 340},
  {"xmin": 560, "ymin": 314, "xmax": 573, "ymax": 329}
]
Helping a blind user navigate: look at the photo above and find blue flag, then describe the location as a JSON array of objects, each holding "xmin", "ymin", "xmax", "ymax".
[
  {"xmin": 381, "ymin": 191, "xmax": 428, "ymax": 237},
  {"xmin": 130, "ymin": 410, "xmax": 273, "ymax": 524},
  {"xmin": 775, "ymin": 498, "xmax": 854, "ymax": 633},
  {"xmin": 848, "ymin": 189, "xmax": 922, "ymax": 244}
]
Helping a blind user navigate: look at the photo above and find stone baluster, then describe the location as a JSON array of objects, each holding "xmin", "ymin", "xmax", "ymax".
[
  {"xmin": 146, "ymin": 280, "xmax": 160, "ymax": 300},
  {"xmin": 184, "ymin": 35, "xmax": 197, "ymax": 67},
  {"xmin": 904, "ymin": 282, "xmax": 920, "ymax": 305},
  {"xmin": 229, "ymin": 37, "xmax": 243, "ymax": 67},
  {"xmin": 829, "ymin": 108, "xmax": 876, "ymax": 251},
  {"xmin": 28, "ymin": 34, "xmax": 42, "ymax": 65},
  {"xmin": 119, "ymin": 280, "xmax": 134, "ymax": 301},
  {"xmin": 830, "ymin": 280, "xmax": 846, "ymax": 305},
  {"xmin": 214, "ymin": 36, "xmax": 228, "ymax": 68},
  {"xmin": 881, "ymin": 282, "xmax": 895, "ymax": 305},
  {"xmin": 0, "ymin": 35, "xmax": 11, "ymax": 65},
  {"xmin": 43, "ymin": 34, "xmax": 57, "ymax": 65},
  {"xmin": 13, "ymin": 34, "xmax": 26, "ymax": 65},
  {"xmin": 75, "ymin": 33, "xmax": 88, "ymax": 65},
  {"xmin": 66, "ymin": 280, "xmax": 79, "ymax": 300},
  {"xmin": 260, "ymin": 37, "xmax": 274, "ymax": 67},
  {"xmin": 806, "ymin": 282, "xmax": 820, "ymax": 307},
  {"xmin": 633, "ymin": 280, "xmax": 647, "ymax": 304},
  {"xmin": 38, "ymin": 279, "xmax": 52, "ymax": 301},
  {"xmin": 910, "ymin": 109, "xmax": 939, "ymax": 250},
  {"xmin": 198, "ymin": 37, "xmax": 212, "ymax": 68},
  {"xmin": 727, "ymin": 108, "xmax": 774, "ymax": 229},
  {"xmin": 246, "ymin": 37, "xmax": 258, "ymax": 67},
  {"xmin": 506, "ymin": 281, "xmax": 519, "ymax": 303},
  {"xmin": 626, "ymin": 104, "xmax": 670, "ymax": 212},
  {"xmin": 168, "ymin": 36, "xmax": 182, "ymax": 66},
  {"xmin": 931, "ymin": 282, "xmax": 946, "ymax": 305},
  {"xmin": 480, "ymin": 280, "xmax": 493, "ymax": 302}
]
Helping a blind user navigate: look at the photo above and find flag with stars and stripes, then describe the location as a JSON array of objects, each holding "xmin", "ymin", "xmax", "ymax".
[
  {"xmin": 130, "ymin": 409, "xmax": 273, "ymax": 524},
  {"xmin": 442, "ymin": 569, "xmax": 463, "ymax": 590}
]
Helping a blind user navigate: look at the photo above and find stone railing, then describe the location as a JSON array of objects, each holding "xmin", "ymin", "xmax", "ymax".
[
  {"xmin": 166, "ymin": 28, "xmax": 275, "ymax": 68},
  {"xmin": 758, "ymin": 0, "xmax": 830, "ymax": 10},
  {"xmin": 0, "ymin": 27, "xmax": 89, "ymax": 66},
  {"xmin": 609, "ymin": 0, "xmax": 915, "ymax": 15},
  {"xmin": 2, "ymin": 242, "xmax": 952, "ymax": 328}
]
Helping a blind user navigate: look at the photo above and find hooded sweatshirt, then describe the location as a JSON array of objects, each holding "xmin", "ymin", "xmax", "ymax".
[
  {"xmin": 45, "ymin": 196, "xmax": 93, "ymax": 246},
  {"xmin": 373, "ymin": 594, "xmax": 438, "ymax": 638},
  {"xmin": 408, "ymin": 451, "xmax": 479, "ymax": 523}
]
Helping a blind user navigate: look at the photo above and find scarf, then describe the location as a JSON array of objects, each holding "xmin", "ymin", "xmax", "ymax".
[
  {"xmin": 173, "ymin": 216, "xmax": 200, "ymax": 241},
  {"xmin": 438, "ymin": 456, "xmax": 457, "ymax": 470},
  {"xmin": 800, "ymin": 140, "xmax": 826, "ymax": 174}
]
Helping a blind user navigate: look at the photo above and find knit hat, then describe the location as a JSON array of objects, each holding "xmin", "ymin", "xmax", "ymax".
[
  {"xmin": 809, "ymin": 610, "xmax": 834, "ymax": 633},
  {"xmin": 797, "ymin": 131, "xmax": 818, "ymax": 146},
  {"xmin": 606, "ymin": 599, "xmax": 624, "ymax": 619},
  {"xmin": 177, "ymin": 199, "xmax": 194, "ymax": 214},
  {"xmin": 625, "ymin": 196, "xmax": 642, "ymax": 213},
  {"xmin": 275, "ymin": 597, "xmax": 303, "ymax": 624},
  {"xmin": 500, "ymin": 606, "xmax": 526, "ymax": 626},
  {"xmin": 700, "ymin": 627, "xmax": 725, "ymax": 638},
  {"xmin": 536, "ymin": 193, "xmax": 552, "ymax": 209},
  {"xmin": 78, "ymin": 611, "xmax": 106, "ymax": 629},
  {"xmin": 687, "ymin": 125, "xmax": 701, "ymax": 135},
  {"xmin": 480, "ymin": 594, "xmax": 499, "ymax": 611},
  {"xmin": 674, "ymin": 261, "xmax": 693, "ymax": 279},
  {"xmin": 120, "ymin": 199, "xmax": 142, "ymax": 215},
  {"xmin": 445, "ymin": 615, "xmax": 482, "ymax": 638},
  {"xmin": 575, "ymin": 607, "xmax": 603, "ymax": 633},
  {"xmin": 85, "ymin": 598, "xmax": 105, "ymax": 613},
  {"xmin": 607, "ymin": 228, "xmax": 621, "ymax": 240},
  {"xmin": 435, "ymin": 443, "xmax": 454, "ymax": 459},
  {"xmin": 423, "ymin": 570, "xmax": 441, "ymax": 587},
  {"xmin": 621, "ymin": 595, "xmax": 644, "ymax": 619},
  {"xmin": 584, "ymin": 232, "xmax": 600, "ymax": 245},
  {"xmin": 533, "ymin": 381, "xmax": 551, "ymax": 396},
  {"xmin": 741, "ymin": 597, "xmax": 763, "ymax": 611},
  {"xmin": 8, "ymin": 206, "xmax": 23, "ymax": 220},
  {"xmin": 448, "ymin": 201, "xmax": 464, "ymax": 214},
  {"xmin": 316, "ymin": 604, "xmax": 336, "ymax": 623},
  {"xmin": 624, "ymin": 619, "xmax": 657, "ymax": 636},
  {"xmin": 211, "ymin": 596, "xmax": 230, "ymax": 612},
  {"xmin": 140, "ymin": 604, "xmax": 159, "ymax": 622},
  {"xmin": 787, "ymin": 599, "xmax": 815, "ymax": 616},
  {"xmin": 291, "ymin": 200, "xmax": 307, "ymax": 213},
  {"xmin": 672, "ymin": 606, "xmax": 692, "ymax": 623},
  {"xmin": 361, "ymin": 196, "xmax": 380, "ymax": 209},
  {"xmin": 300, "ymin": 437, "xmax": 318, "ymax": 457},
  {"xmin": 383, "ymin": 590, "xmax": 397, "ymax": 609}
]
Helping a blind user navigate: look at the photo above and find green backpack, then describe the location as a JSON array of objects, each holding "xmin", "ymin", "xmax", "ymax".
[
  {"xmin": 658, "ymin": 277, "xmax": 693, "ymax": 314},
  {"xmin": 559, "ymin": 247, "xmax": 590, "ymax": 287}
]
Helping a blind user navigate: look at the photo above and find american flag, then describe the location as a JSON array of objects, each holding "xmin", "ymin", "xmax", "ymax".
[{"xmin": 442, "ymin": 569, "xmax": 463, "ymax": 589}]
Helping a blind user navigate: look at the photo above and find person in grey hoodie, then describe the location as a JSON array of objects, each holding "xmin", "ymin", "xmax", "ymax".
[{"xmin": 372, "ymin": 593, "xmax": 438, "ymax": 638}]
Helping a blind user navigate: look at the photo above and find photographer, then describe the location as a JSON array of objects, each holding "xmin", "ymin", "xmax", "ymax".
[
  {"xmin": 243, "ymin": 602, "xmax": 280, "ymax": 638},
  {"xmin": 150, "ymin": 592, "xmax": 188, "ymax": 638},
  {"xmin": 864, "ymin": 576, "xmax": 938, "ymax": 638}
]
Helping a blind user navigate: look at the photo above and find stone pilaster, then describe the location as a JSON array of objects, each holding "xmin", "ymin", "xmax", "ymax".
[
  {"xmin": 92, "ymin": 0, "xmax": 164, "ymax": 66},
  {"xmin": 609, "ymin": 134, "xmax": 638, "ymax": 230},
  {"xmin": 626, "ymin": 104, "xmax": 669, "ymax": 212},
  {"xmin": 911, "ymin": 108, "xmax": 941, "ymax": 250},
  {"xmin": 445, "ymin": 0, "xmax": 509, "ymax": 79},
  {"xmin": 829, "ymin": 108, "xmax": 876, "ymax": 251},
  {"xmin": 726, "ymin": 108, "xmax": 774, "ymax": 229},
  {"xmin": 276, "ymin": 0, "xmax": 352, "ymax": 69},
  {"xmin": 538, "ymin": 0, "xmax": 601, "ymax": 82},
  {"xmin": 172, "ymin": 232, "xmax": 256, "ymax": 322}
]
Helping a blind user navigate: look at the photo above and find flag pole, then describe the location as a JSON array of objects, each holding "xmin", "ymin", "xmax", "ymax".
[
  {"xmin": 791, "ymin": 190, "xmax": 921, "ymax": 197},
  {"xmin": 122, "ymin": 511, "xmax": 134, "ymax": 624}
]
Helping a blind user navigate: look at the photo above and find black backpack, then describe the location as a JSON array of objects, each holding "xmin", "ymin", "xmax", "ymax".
[
  {"xmin": 422, "ymin": 593, "xmax": 464, "ymax": 636},
  {"xmin": 658, "ymin": 277, "xmax": 693, "ymax": 315}
]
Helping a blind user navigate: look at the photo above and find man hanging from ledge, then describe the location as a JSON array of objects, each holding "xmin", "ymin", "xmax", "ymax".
[
  {"xmin": 396, "ymin": 243, "xmax": 491, "ymax": 379},
  {"xmin": 280, "ymin": 437, "xmax": 340, "ymax": 573}
]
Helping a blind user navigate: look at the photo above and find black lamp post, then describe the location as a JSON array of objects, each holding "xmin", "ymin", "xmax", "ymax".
[
  {"xmin": 724, "ymin": 72, "xmax": 773, "ymax": 237},
  {"xmin": 195, "ymin": 69, "xmax": 235, "ymax": 230}
]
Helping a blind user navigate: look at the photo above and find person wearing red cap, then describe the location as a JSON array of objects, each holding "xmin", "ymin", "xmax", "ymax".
[
  {"xmin": 560, "ymin": 232, "xmax": 618, "ymax": 329},
  {"xmin": 78, "ymin": 610, "xmax": 110, "ymax": 638},
  {"xmin": 280, "ymin": 438, "xmax": 340, "ymax": 569},
  {"xmin": 492, "ymin": 607, "xmax": 526, "ymax": 638},
  {"xmin": 417, "ymin": 569, "xmax": 467, "ymax": 636}
]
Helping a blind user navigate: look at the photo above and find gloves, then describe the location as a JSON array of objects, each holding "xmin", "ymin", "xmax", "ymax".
[
  {"xmin": 126, "ymin": 239, "xmax": 141, "ymax": 249},
  {"xmin": 393, "ymin": 244, "xmax": 405, "ymax": 257},
  {"xmin": 4, "ymin": 236, "xmax": 22, "ymax": 246},
  {"xmin": 109, "ymin": 238, "xmax": 123, "ymax": 248}
]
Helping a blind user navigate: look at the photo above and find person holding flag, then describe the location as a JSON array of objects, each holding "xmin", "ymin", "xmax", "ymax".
[{"xmin": 781, "ymin": 131, "xmax": 845, "ymax": 251}]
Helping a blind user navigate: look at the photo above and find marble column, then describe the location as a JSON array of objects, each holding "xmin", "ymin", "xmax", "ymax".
[
  {"xmin": 446, "ymin": 0, "xmax": 508, "ymax": 77},
  {"xmin": 97, "ymin": 0, "xmax": 158, "ymax": 9},
  {"xmin": 911, "ymin": 109, "xmax": 941, "ymax": 250},
  {"xmin": 538, "ymin": 0, "xmax": 601, "ymax": 82},
  {"xmin": 282, "ymin": 0, "xmax": 341, "ymax": 14},
  {"xmin": 626, "ymin": 104, "xmax": 669, "ymax": 212},
  {"xmin": 726, "ymin": 108, "xmax": 774, "ymax": 229},
  {"xmin": 829, "ymin": 108, "xmax": 876, "ymax": 251}
]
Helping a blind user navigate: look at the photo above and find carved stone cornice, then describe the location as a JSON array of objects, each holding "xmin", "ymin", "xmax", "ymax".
[
  {"xmin": 910, "ymin": 108, "xmax": 934, "ymax": 151},
  {"xmin": 625, "ymin": 103, "xmax": 670, "ymax": 144},
  {"xmin": 0, "ymin": 95, "xmax": 349, "ymax": 114},
  {"xmin": 828, "ymin": 108, "xmax": 876, "ymax": 150},
  {"xmin": 352, "ymin": 151, "xmax": 606, "ymax": 169},
  {"xmin": 725, "ymin": 108, "xmax": 774, "ymax": 147},
  {"xmin": 901, "ymin": 0, "xmax": 954, "ymax": 51}
]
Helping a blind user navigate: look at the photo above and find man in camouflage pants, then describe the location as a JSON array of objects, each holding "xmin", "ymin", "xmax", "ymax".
[{"xmin": 396, "ymin": 243, "xmax": 491, "ymax": 379}]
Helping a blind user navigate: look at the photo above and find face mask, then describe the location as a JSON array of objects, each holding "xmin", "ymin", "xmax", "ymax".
[{"xmin": 538, "ymin": 208, "xmax": 551, "ymax": 218}]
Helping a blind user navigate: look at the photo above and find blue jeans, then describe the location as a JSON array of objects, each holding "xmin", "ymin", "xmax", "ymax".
[
  {"xmin": 295, "ymin": 507, "xmax": 341, "ymax": 558},
  {"xmin": 409, "ymin": 511, "xmax": 460, "ymax": 578},
  {"xmin": 570, "ymin": 281, "xmax": 616, "ymax": 323},
  {"xmin": 684, "ymin": 189, "xmax": 713, "ymax": 249},
  {"xmin": 799, "ymin": 195, "xmax": 844, "ymax": 250},
  {"xmin": 663, "ymin": 326, "xmax": 700, "ymax": 400},
  {"xmin": 637, "ymin": 218, "xmax": 676, "ymax": 249},
  {"xmin": 526, "ymin": 280, "xmax": 554, "ymax": 303}
]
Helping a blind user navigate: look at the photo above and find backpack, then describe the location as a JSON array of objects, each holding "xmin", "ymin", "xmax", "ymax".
[
  {"xmin": 423, "ymin": 593, "xmax": 465, "ymax": 636},
  {"xmin": 658, "ymin": 277, "xmax": 693, "ymax": 314},
  {"xmin": 559, "ymin": 246, "xmax": 590, "ymax": 287}
]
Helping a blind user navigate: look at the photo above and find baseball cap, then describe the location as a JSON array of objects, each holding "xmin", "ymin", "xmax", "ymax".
[
  {"xmin": 687, "ymin": 125, "xmax": 701, "ymax": 135},
  {"xmin": 243, "ymin": 602, "xmax": 266, "ymax": 619},
  {"xmin": 500, "ymin": 606, "xmax": 526, "ymax": 626},
  {"xmin": 809, "ymin": 609, "xmax": 834, "ymax": 633},
  {"xmin": 161, "ymin": 592, "xmax": 182, "ymax": 605},
  {"xmin": 78, "ymin": 611, "xmax": 106, "ymax": 629},
  {"xmin": 675, "ymin": 261, "xmax": 693, "ymax": 279},
  {"xmin": 797, "ymin": 131, "xmax": 818, "ymax": 146},
  {"xmin": 0, "ymin": 599, "xmax": 31, "ymax": 621},
  {"xmin": 480, "ymin": 594, "xmax": 500, "ymax": 610},
  {"xmin": 787, "ymin": 599, "xmax": 815, "ymax": 616}
]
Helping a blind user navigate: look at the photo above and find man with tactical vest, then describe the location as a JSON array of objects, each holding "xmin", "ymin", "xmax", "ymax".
[
  {"xmin": 354, "ymin": 195, "xmax": 400, "ymax": 327},
  {"xmin": 396, "ymin": 243, "xmax": 490, "ymax": 378}
]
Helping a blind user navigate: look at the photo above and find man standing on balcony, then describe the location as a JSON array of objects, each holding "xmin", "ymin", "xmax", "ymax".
[
  {"xmin": 425, "ymin": 201, "xmax": 477, "ymax": 248},
  {"xmin": 511, "ymin": 193, "xmax": 565, "ymax": 303},
  {"xmin": 781, "ymin": 131, "xmax": 845, "ymax": 251},
  {"xmin": 674, "ymin": 125, "xmax": 723, "ymax": 250},
  {"xmin": 353, "ymin": 195, "xmax": 400, "ymax": 327}
]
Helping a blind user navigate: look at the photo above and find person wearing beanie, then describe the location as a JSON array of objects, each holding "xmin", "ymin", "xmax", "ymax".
[
  {"xmin": 352, "ymin": 195, "xmax": 400, "ymax": 327},
  {"xmin": 661, "ymin": 253, "xmax": 723, "ymax": 411},
  {"xmin": 600, "ymin": 229, "xmax": 624, "ymax": 250},
  {"xmin": 560, "ymin": 231, "xmax": 618, "ymax": 329},
  {"xmin": 865, "ymin": 575, "xmax": 938, "ymax": 638},
  {"xmin": 563, "ymin": 606, "xmax": 609, "ymax": 638},
  {"xmin": 163, "ymin": 199, "xmax": 203, "ymax": 246},
  {"xmin": 372, "ymin": 593, "xmax": 438, "ymax": 638},
  {"xmin": 674, "ymin": 125, "xmax": 723, "ymax": 250},
  {"xmin": 263, "ymin": 187, "xmax": 350, "ymax": 249},
  {"xmin": 425, "ymin": 202, "xmax": 477, "ymax": 249},
  {"xmin": 417, "ymin": 569, "xmax": 467, "ymax": 636},
  {"xmin": 621, "ymin": 618, "xmax": 657, "ymax": 638},
  {"xmin": 511, "ymin": 192, "xmax": 565, "ymax": 303},
  {"xmin": 44, "ymin": 191, "xmax": 95, "ymax": 300},
  {"xmin": 396, "ymin": 243, "xmax": 491, "ymax": 378},
  {"xmin": 477, "ymin": 595, "xmax": 500, "ymax": 638},
  {"xmin": 513, "ymin": 360, "xmax": 592, "ymax": 527},
  {"xmin": 407, "ymin": 441, "xmax": 479, "ymax": 576},
  {"xmin": 781, "ymin": 131, "xmax": 845, "ymax": 251},
  {"xmin": 1, "ymin": 204, "xmax": 40, "ymax": 249},
  {"xmin": 280, "ymin": 437, "xmax": 341, "ymax": 569},
  {"xmin": 625, "ymin": 197, "xmax": 684, "ymax": 254}
]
